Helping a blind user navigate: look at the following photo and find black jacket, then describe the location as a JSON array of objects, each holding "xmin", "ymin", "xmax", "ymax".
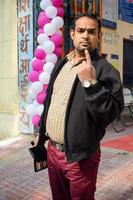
[{"xmin": 38, "ymin": 50, "xmax": 124, "ymax": 163}]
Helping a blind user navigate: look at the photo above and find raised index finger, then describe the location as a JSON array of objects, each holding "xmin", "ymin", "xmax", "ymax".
[{"xmin": 84, "ymin": 49, "xmax": 91, "ymax": 64}]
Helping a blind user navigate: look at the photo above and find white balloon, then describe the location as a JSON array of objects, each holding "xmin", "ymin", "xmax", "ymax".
[
  {"xmin": 39, "ymin": 72, "xmax": 51, "ymax": 84},
  {"xmin": 43, "ymin": 40, "xmax": 55, "ymax": 54},
  {"xmin": 26, "ymin": 95, "xmax": 33, "ymax": 104},
  {"xmin": 37, "ymin": 45, "xmax": 43, "ymax": 50},
  {"xmin": 33, "ymin": 100, "xmax": 40, "ymax": 107},
  {"xmin": 37, "ymin": 33, "xmax": 49, "ymax": 45},
  {"xmin": 29, "ymin": 88, "xmax": 36, "ymax": 98},
  {"xmin": 43, "ymin": 23, "xmax": 56, "ymax": 36},
  {"xmin": 26, "ymin": 104, "xmax": 37, "ymax": 117},
  {"xmin": 45, "ymin": 53, "xmax": 58, "ymax": 63},
  {"xmin": 40, "ymin": 0, "xmax": 52, "ymax": 11},
  {"xmin": 36, "ymin": 104, "xmax": 44, "ymax": 116},
  {"xmin": 51, "ymin": 16, "xmax": 64, "ymax": 30},
  {"xmin": 45, "ymin": 5, "xmax": 57, "ymax": 19},
  {"xmin": 43, "ymin": 62, "xmax": 54, "ymax": 74},
  {"xmin": 30, "ymin": 81, "xmax": 43, "ymax": 94}
]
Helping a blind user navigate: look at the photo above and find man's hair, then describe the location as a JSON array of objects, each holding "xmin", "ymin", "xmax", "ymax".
[{"xmin": 71, "ymin": 13, "xmax": 101, "ymax": 35}]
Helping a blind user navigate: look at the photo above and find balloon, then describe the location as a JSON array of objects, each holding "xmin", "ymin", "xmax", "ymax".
[
  {"xmin": 38, "ymin": 11, "xmax": 46, "ymax": 17},
  {"xmin": 43, "ymin": 62, "xmax": 54, "ymax": 73},
  {"xmin": 45, "ymin": 53, "xmax": 58, "ymax": 63},
  {"xmin": 26, "ymin": 94, "xmax": 33, "ymax": 104},
  {"xmin": 57, "ymin": 7, "xmax": 64, "ymax": 17},
  {"xmin": 32, "ymin": 115, "xmax": 40, "ymax": 127},
  {"xmin": 30, "ymin": 81, "xmax": 43, "ymax": 94},
  {"xmin": 37, "ymin": 45, "xmax": 43, "ymax": 50},
  {"xmin": 33, "ymin": 100, "xmax": 40, "ymax": 107},
  {"xmin": 45, "ymin": 5, "xmax": 57, "ymax": 19},
  {"xmin": 39, "ymin": 72, "xmax": 51, "ymax": 84},
  {"xmin": 36, "ymin": 105, "xmax": 44, "ymax": 116},
  {"xmin": 28, "ymin": 88, "xmax": 36, "ymax": 98},
  {"xmin": 26, "ymin": 104, "xmax": 37, "ymax": 117},
  {"xmin": 42, "ymin": 40, "xmax": 55, "ymax": 54},
  {"xmin": 28, "ymin": 71, "xmax": 39, "ymax": 82},
  {"xmin": 27, "ymin": 0, "xmax": 64, "ymax": 126},
  {"xmin": 51, "ymin": 0, "xmax": 63, "ymax": 6},
  {"xmin": 36, "ymin": 92, "xmax": 47, "ymax": 104},
  {"xmin": 34, "ymin": 49, "xmax": 46, "ymax": 60},
  {"xmin": 32, "ymin": 59, "xmax": 44, "ymax": 71},
  {"xmin": 37, "ymin": 28, "xmax": 44, "ymax": 35},
  {"xmin": 51, "ymin": 16, "xmax": 64, "ymax": 30},
  {"xmin": 37, "ymin": 33, "xmax": 49, "ymax": 45},
  {"xmin": 40, "ymin": 0, "xmax": 52, "ymax": 11},
  {"xmin": 43, "ymin": 23, "xmax": 56, "ymax": 36},
  {"xmin": 54, "ymin": 47, "xmax": 62, "ymax": 57},
  {"xmin": 37, "ymin": 15, "xmax": 50, "ymax": 28},
  {"xmin": 31, "ymin": 57, "xmax": 36, "ymax": 63},
  {"xmin": 50, "ymin": 33, "xmax": 63, "ymax": 47},
  {"xmin": 43, "ymin": 84, "xmax": 48, "ymax": 91}
]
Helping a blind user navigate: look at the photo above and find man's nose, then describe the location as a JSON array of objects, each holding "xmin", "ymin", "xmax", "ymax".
[{"xmin": 83, "ymin": 31, "xmax": 89, "ymax": 39}]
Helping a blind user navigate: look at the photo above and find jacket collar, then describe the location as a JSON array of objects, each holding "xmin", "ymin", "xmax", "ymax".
[{"xmin": 66, "ymin": 48, "xmax": 100, "ymax": 62}]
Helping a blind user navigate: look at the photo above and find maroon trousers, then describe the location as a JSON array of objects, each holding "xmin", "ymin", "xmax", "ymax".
[{"xmin": 47, "ymin": 142, "xmax": 101, "ymax": 200}]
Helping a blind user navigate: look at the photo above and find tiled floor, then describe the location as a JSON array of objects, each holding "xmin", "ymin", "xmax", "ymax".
[{"xmin": 0, "ymin": 123, "xmax": 133, "ymax": 200}]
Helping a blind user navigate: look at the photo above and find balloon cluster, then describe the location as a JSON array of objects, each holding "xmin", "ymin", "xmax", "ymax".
[{"xmin": 26, "ymin": 0, "xmax": 64, "ymax": 127}]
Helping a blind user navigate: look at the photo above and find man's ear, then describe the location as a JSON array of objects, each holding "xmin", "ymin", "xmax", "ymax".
[
  {"xmin": 98, "ymin": 31, "xmax": 102, "ymax": 39},
  {"xmin": 70, "ymin": 29, "xmax": 74, "ymax": 40}
]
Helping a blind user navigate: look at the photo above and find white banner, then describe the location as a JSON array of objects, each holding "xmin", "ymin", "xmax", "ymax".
[{"xmin": 18, "ymin": 0, "xmax": 34, "ymax": 133}]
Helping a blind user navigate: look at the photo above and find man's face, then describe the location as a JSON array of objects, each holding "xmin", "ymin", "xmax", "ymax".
[{"xmin": 70, "ymin": 17, "xmax": 99, "ymax": 55}]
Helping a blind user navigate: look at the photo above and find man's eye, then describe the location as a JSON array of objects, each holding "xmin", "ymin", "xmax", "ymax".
[
  {"xmin": 77, "ymin": 29, "xmax": 84, "ymax": 33},
  {"xmin": 88, "ymin": 30, "xmax": 96, "ymax": 35}
]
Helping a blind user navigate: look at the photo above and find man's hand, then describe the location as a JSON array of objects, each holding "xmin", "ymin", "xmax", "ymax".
[
  {"xmin": 31, "ymin": 135, "xmax": 39, "ymax": 146},
  {"xmin": 77, "ymin": 50, "xmax": 96, "ymax": 82}
]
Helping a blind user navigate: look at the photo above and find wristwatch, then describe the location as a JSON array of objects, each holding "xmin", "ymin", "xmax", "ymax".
[{"xmin": 82, "ymin": 79, "xmax": 97, "ymax": 88}]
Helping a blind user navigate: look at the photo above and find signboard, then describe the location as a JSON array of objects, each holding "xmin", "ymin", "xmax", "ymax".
[
  {"xmin": 17, "ymin": 0, "xmax": 33, "ymax": 133},
  {"xmin": 111, "ymin": 54, "xmax": 119, "ymax": 70},
  {"xmin": 102, "ymin": 0, "xmax": 117, "ymax": 29},
  {"xmin": 119, "ymin": 0, "xmax": 133, "ymax": 23}
]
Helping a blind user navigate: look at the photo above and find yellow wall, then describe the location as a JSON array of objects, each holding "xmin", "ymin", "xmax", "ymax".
[
  {"xmin": 0, "ymin": 0, "xmax": 19, "ymax": 139},
  {"xmin": 102, "ymin": 20, "xmax": 133, "ymax": 80}
]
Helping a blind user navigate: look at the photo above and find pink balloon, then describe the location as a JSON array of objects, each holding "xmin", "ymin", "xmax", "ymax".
[
  {"xmin": 36, "ymin": 92, "xmax": 47, "ymax": 104},
  {"xmin": 51, "ymin": 0, "xmax": 63, "ymax": 6},
  {"xmin": 37, "ymin": 28, "xmax": 44, "ymax": 35},
  {"xmin": 32, "ymin": 115, "xmax": 40, "ymax": 127},
  {"xmin": 43, "ymin": 84, "xmax": 48, "ymax": 91},
  {"xmin": 32, "ymin": 59, "xmax": 43, "ymax": 71},
  {"xmin": 28, "ymin": 71, "xmax": 39, "ymax": 82},
  {"xmin": 57, "ymin": 7, "xmax": 64, "ymax": 17},
  {"xmin": 50, "ymin": 33, "xmax": 63, "ymax": 47},
  {"xmin": 38, "ymin": 11, "xmax": 46, "ymax": 17},
  {"xmin": 34, "ymin": 49, "xmax": 46, "ymax": 60},
  {"xmin": 54, "ymin": 47, "xmax": 62, "ymax": 57},
  {"xmin": 37, "ymin": 15, "xmax": 50, "ymax": 28}
]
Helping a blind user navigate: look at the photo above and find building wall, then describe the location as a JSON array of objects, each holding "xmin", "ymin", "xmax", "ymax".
[
  {"xmin": 0, "ymin": 0, "xmax": 19, "ymax": 139},
  {"xmin": 102, "ymin": 20, "xmax": 133, "ymax": 80}
]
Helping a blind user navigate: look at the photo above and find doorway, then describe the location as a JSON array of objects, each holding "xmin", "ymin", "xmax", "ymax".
[{"xmin": 123, "ymin": 39, "xmax": 133, "ymax": 89}]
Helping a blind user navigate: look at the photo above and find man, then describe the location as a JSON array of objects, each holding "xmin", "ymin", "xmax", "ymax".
[{"xmin": 37, "ymin": 13, "xmax": 124, "ymax": 200}]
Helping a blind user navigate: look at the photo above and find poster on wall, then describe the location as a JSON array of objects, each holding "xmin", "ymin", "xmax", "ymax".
[
  {"xmin": 111, "ymin": 54, "xmax": 119, "ymax": 70},
  {"xmin": 102, "ymin": 0, "xmax": 117, "ymax": 29},
  {"xmin": 118, "ymin": 0, "xmax": 133, "ymax": 24},
  {"xmin": 17, "ymin": 0, "xmax": 33, "ymax": 133}
]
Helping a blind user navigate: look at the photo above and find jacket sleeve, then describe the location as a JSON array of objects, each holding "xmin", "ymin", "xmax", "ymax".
[{"xmin": 84, "ymin": 62, "xmax": 124, "ymax": 128}]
